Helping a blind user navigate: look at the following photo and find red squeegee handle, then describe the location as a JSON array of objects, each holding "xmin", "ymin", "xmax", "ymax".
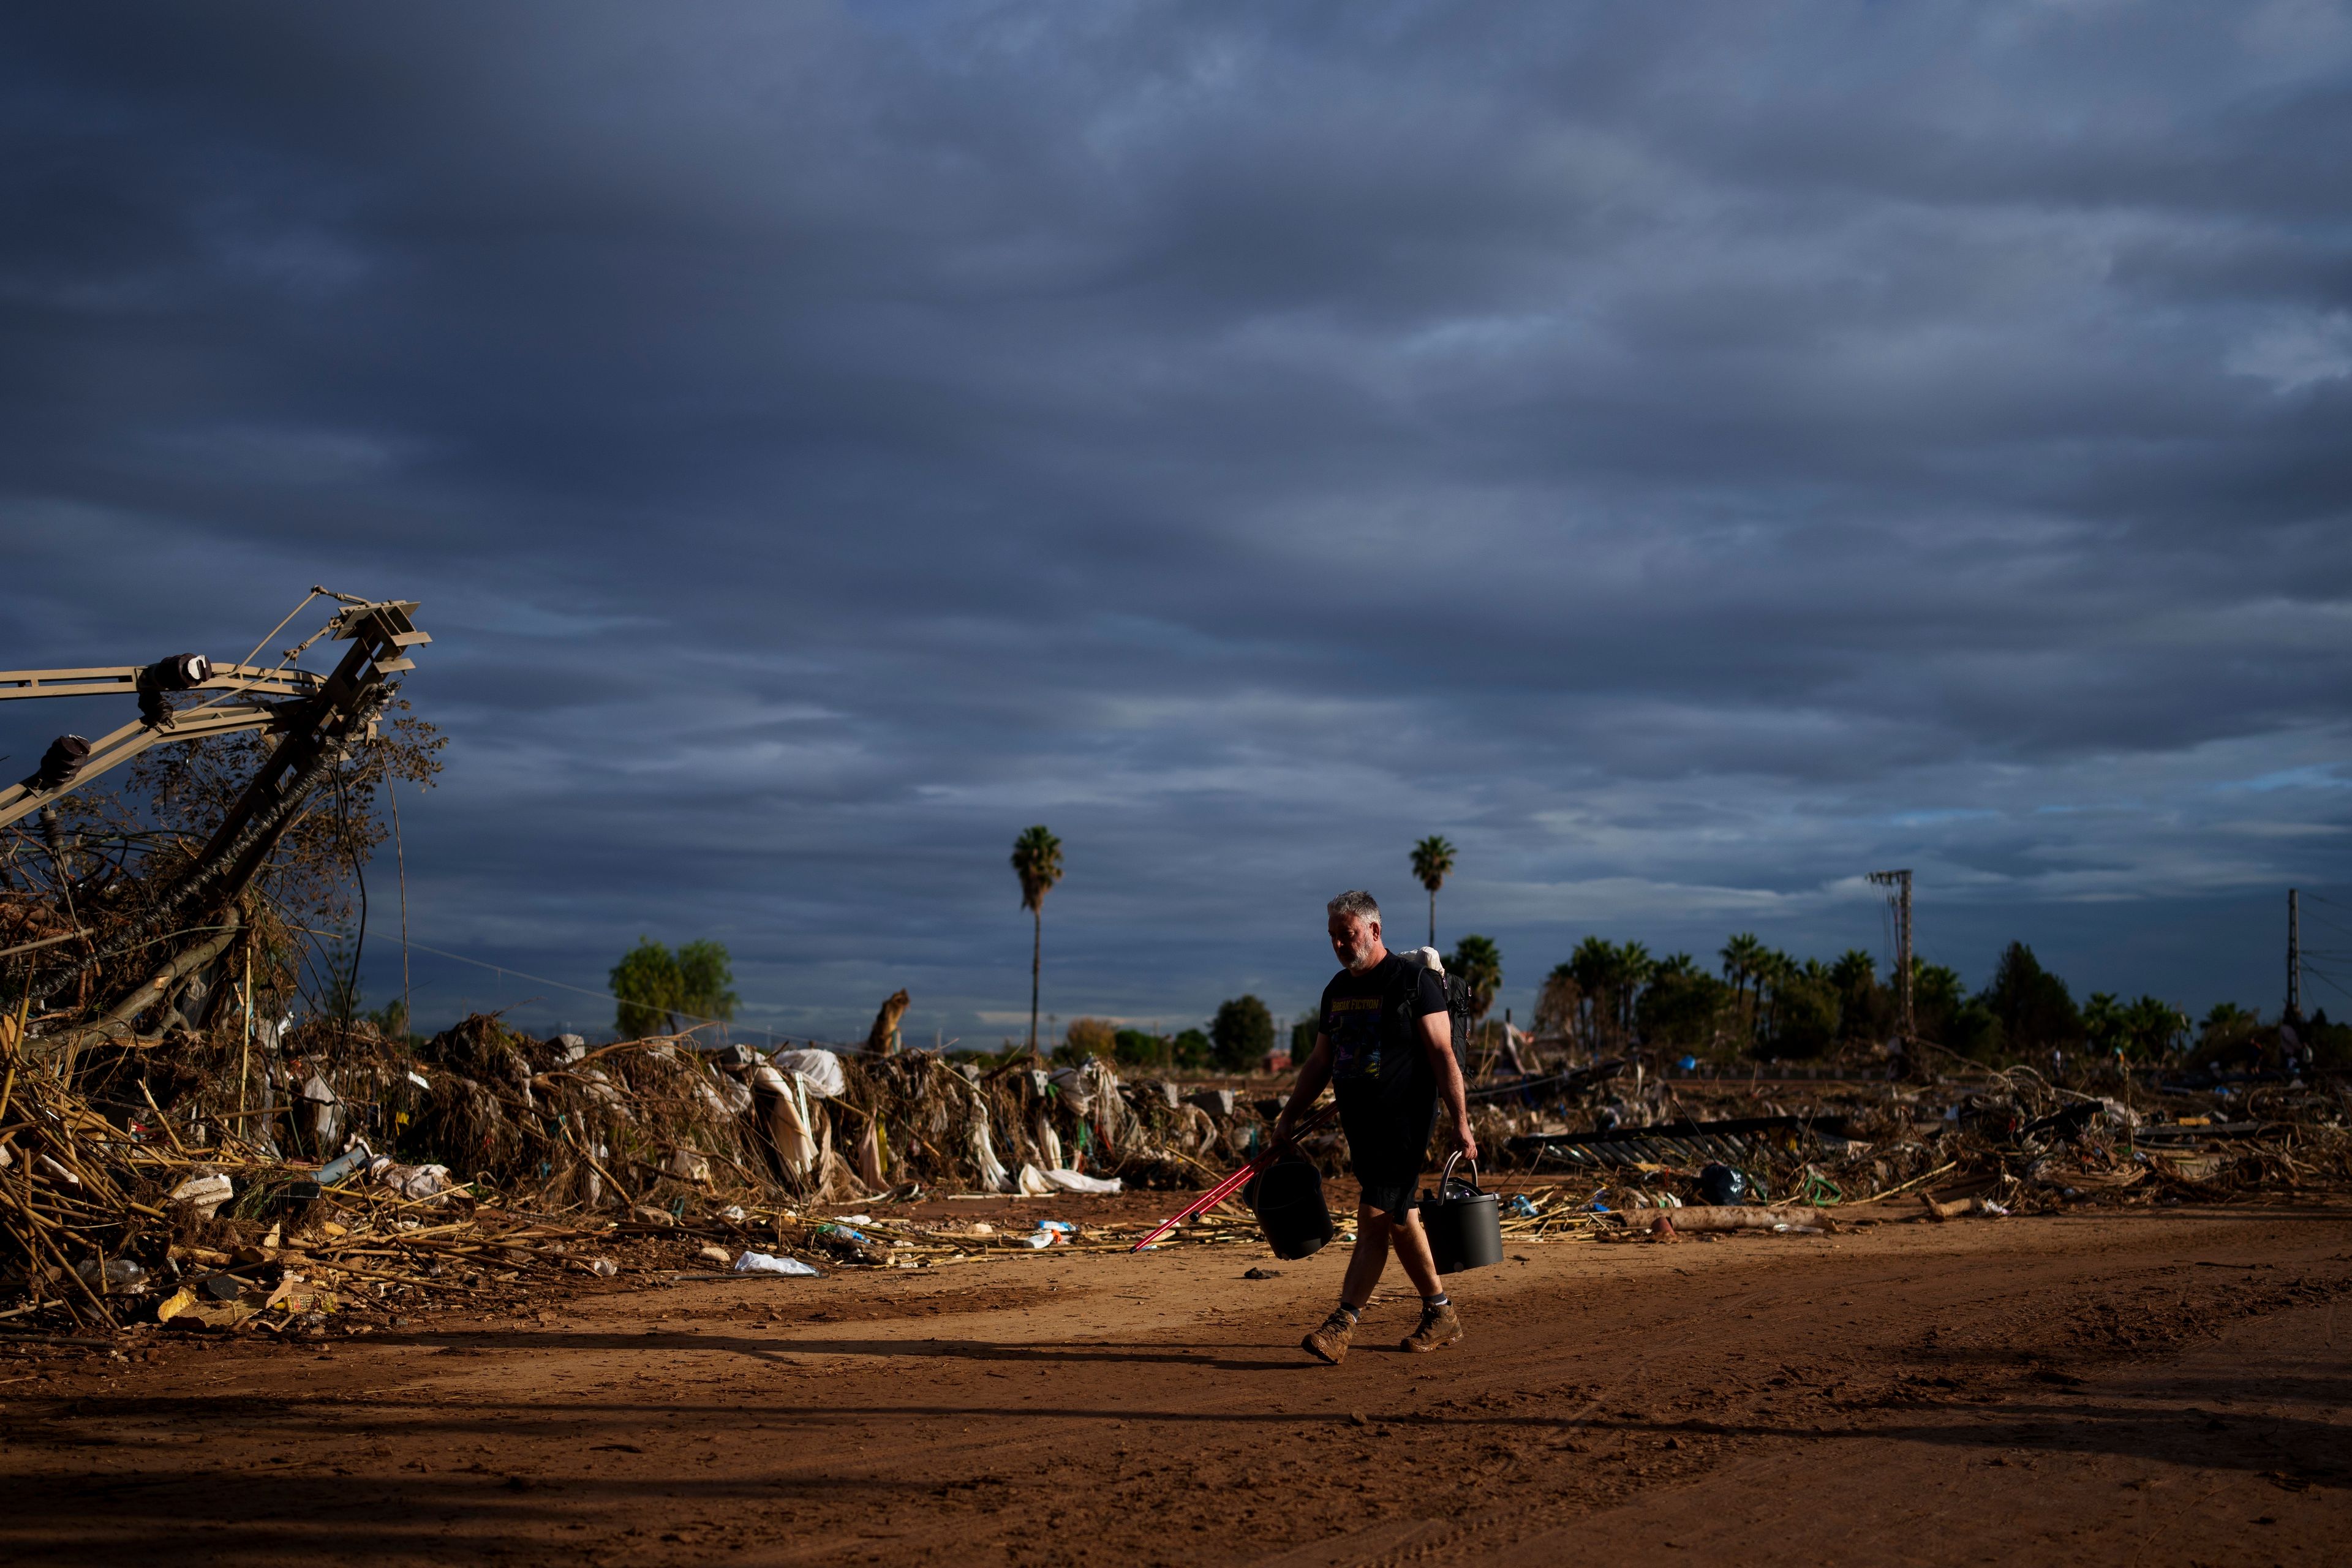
[{"xmin": 1130, "ymin": 1102, "xmax": 1338, "ymax": 1253}]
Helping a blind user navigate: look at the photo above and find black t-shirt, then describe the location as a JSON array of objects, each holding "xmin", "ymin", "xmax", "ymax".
[{"xmin": 1319, "ymin": 954, "xmax": 1447, "ymax": 1090}]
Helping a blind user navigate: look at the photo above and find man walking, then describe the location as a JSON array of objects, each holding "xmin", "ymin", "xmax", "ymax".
[{"xmin": 1272, "ymin": 889, "xmax": 1477, "ymax": 1363}]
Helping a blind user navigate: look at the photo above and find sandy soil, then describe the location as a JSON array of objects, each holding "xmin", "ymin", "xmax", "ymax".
[{"xmin": 3, "ymin": 1196, "xmax": 2346, "ymax": 1567}]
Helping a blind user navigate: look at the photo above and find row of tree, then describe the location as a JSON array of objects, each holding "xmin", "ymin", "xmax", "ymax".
[{"xmin": 1530, "ymin": 932, "xmax": 2257, "ymax": 1065}]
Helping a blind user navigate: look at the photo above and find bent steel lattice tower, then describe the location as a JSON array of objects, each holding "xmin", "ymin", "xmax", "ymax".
[
  {"xmin": 1868, "ymin": 868, "xmax": 1914, "ymax": 1046},
  {"xmin": 1, "ymin": 597, "xmax": 428, "ymax": 1049}
]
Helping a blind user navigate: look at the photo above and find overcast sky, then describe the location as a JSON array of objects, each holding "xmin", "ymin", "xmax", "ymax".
[{"xmin": 6, "ymin": 3, "xmax": 2351, "ymax": 1043}]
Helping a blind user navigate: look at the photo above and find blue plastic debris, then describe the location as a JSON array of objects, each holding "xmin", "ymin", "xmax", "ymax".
[{"xmin": 315, "ymin": 1143, "xmax": 374, "ymax": 1188}]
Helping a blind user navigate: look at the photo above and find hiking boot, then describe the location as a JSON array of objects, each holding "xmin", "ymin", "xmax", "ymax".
[
  {"xmin": 1401, "ymin": 1299, "xmax": 1462, "ymax": 1353},
  {"xmin": 1302, "ymin": 1306, "xmax": 1357, "ymax": 1365}
]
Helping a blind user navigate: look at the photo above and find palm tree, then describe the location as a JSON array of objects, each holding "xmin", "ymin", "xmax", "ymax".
[
  {"xmin": 1448, "ymin": 934, "xmax": 1503, "ymax": 1023},
  {"xmin": 1611, "ymin": 941, "xmax": 1655, "ymax": 1041},
  {"xmin": 2122, "ymin": 996, "xmax": 2187, "ymax": 1061},
  {"xmin": 1738, "ymin": 948, "xmax": 1791, "ymax": 1046},
  {"xmin": 1409, "ymin": 835, "xmax": 1456, "ymax": 948},
  {"xmin": 1010, "ymin": 826, "xmax": 1064, "ymax": 1055},
  {"xmin": 1719, "ymin": 933, "xmax": 1765, "ymax": 1014}
]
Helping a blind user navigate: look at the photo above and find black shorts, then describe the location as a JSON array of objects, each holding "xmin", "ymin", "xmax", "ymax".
[{"xmin": 1336, "ymin": 1073, "xmax": 1438, "ymax": 1221}]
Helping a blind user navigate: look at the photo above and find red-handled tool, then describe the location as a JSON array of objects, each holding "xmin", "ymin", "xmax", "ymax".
[{"xmin": 1129, "ymin": 1102, "xmax": 1338, "ymax": 1252}]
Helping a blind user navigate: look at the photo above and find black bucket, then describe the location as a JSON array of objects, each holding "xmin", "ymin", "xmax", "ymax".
[
  {"xmin": 1418, "ymin": 1154, "xmax": 1503, "ymax": 1275},
  {"xmin": 1247, "ymin": 1156, "xmax": 1335, "ymax": 1260}
]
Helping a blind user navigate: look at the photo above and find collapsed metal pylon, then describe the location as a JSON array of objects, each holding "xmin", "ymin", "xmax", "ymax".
[{"xmin": 1, "ymin": 597, "xmax": 429, "ymax": 1048}]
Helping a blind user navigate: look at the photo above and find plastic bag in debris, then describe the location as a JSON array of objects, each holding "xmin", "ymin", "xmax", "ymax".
[
  {"xmin": 77, "ymin": 1257, "xmax": 148, "ymax": 1293},
  {"xmin": 1047, "ymin": 1067, "xmax": 1092, "ymax": 1114},
  {"xmin": 297, "ymin": 1072, "xmax": 343, "ymax": 1144},
  {"xmin": 773, "ymin": 1048, "xmax": 846, "ymax": 1099},
  {"xmin": 169, "ymin": 1171, "xmax": 235, "ymax": 1218},
  {"xmin": 1016, "ymin": 1164, "xmax": 1123, "ymax": 1196},
  {"xmin": 734, "ymin": 1250, "xmax": 821, "ymax": 1278},
  {"xmin": 750, "ymin": 1066, "xmax": 818, "ymax": 1177},
  {"xmin": 706, "ymin": 1074, "xmax": 755, "ymax": 1117},
  {"xmin": 364, "ymin": 1155, "xmax": 458, "ymax": 1202},
  {"xmin": 1697, "ymin": 1163, "xmax": 1747, "ymax": 1206},
  {"xmin": 970, "ymin": 1096, "xmax": 1014, "ymax": 1192}
]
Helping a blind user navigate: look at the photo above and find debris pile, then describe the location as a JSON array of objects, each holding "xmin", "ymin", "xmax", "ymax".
[
  {"xmin": 6, "ymin": 984, "xmax": 2348, "ymax": 1336},
  {"xmin": 1489, "ymin": 1057, "xmax": 2351, "ymax": 1229},
  {"xmin": 0, "ymin": 1005, "xmax": 1292, "ymax": 1333}
]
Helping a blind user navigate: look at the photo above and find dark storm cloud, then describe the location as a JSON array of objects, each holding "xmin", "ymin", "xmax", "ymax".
[{"xmin": 5, "ymin": 2, "xmax": 2351, "ymax": 1037}]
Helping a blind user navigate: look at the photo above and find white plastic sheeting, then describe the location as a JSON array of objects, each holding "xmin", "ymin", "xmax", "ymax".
[
  {"xmin": 751, "ymin": 1064, "xmax": 817, "ymax": 1177},
  {"xmin": 774, "ymin": 1048, "xmax": 846, "ymax": 1099},
  {"xmin": 734, "ymin": 1250, "xmax": 820, "ymax": 1277},
  {"xmin": 1029, "ymin": 1106, "xmax": 1064, "ymax": 1173},
  {"xmin": 707, "ymin": 1075, "xmax": 754, "ymax": 1118},
  {"xmin": 968, "ymin": 1090, "xmax": 1012, "ymax": 1192},
  {"xmin": 1016, "ymin": 1164, "xmax": 1122, "ymax": 1196}
]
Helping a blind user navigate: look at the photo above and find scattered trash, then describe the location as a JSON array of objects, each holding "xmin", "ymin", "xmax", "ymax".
[
  {"xmin": 1697, "ymin": 1164, "xmax": 1747, "ymax": 1206},
  {"xmin": 168, "ymin": 1172, "xmax": 235, "ymax": 1219},
  {"xmin": 733, "ymin": 1251, "xmax": 821, "ymax": 1278},
  {"xmin": 77, "ymin": 1257, "xmax": 148, "ymax": 1294},
  {"xmin": 315, "ymin": 1143, "xmax": 375, "ymax": 1188},
  {"xmin": 1621, "ymin": 1205, "xmax": 1838, "ymax": 1237}
]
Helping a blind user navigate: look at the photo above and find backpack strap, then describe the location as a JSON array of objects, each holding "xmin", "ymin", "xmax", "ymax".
[{"xmin": 1387, "ymin": 960, "xmax": 1470, "ymax": 1072}]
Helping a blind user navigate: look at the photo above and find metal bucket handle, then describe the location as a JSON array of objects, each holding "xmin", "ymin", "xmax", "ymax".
[{"xmin": 1437, "ymin": 1151, "xmax": 1484, "ymax": 1199}]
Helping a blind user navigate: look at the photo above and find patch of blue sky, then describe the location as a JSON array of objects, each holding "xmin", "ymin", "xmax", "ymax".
[
  {"xmin": 1888, "ymin": 808, "xmax": 2002, "ymax": 827},
  {"xmin": 2217, "ymin": 765, "xmax": 2352, "ymax": 794}
]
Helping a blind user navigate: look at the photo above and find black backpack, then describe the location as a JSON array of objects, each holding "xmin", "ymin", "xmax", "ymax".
[{"xmin": 1384, "ymin": 959, "xmax": 1474, "ymax": 1074}]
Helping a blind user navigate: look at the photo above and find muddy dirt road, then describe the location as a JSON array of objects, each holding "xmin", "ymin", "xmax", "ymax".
[{"xmin": 4, "ymin": 1201, "xmax": 2346, "ymax": 1567}]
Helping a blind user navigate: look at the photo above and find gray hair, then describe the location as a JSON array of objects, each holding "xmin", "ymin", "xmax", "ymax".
[{"xmin": 1326, "ymin": 889, "xmax": 1381, "ymax": 924}]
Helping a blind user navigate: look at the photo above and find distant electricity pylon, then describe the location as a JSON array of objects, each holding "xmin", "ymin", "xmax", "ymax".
[
  {"xmin": 2287, "ymin": 888, "xmax": 2303, "ymax": 1023},
  {"xmin": 1868, "ymin": 869, "xmax": 1915, "ymax": 1046}
]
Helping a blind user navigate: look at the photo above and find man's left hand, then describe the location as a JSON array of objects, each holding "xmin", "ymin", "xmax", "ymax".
[{"xmin": 1453, "ymin": 1118, "xmax": 1479, "ymax": 1164}]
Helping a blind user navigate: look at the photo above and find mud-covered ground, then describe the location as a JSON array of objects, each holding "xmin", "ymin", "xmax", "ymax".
[{"xmin": 2, "ymin": 1192, "xmax": 2346, "ymax": 1567}]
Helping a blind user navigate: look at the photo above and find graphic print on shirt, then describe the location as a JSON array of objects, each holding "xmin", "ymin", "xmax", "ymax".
[{"xmin": 1324, "ymin": 993, "xmax": 1389, "ymax": 1080}]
